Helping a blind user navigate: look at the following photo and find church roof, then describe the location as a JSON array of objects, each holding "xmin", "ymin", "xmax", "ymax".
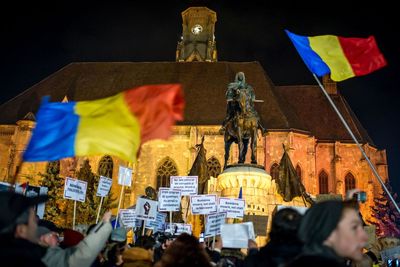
[
  {"xmin": 0, "ymin": 61, "xmax": 373, "ymax": 144},
  {"xmin": 274, "ymin": 85, "xmax": 374, "ymax": 145}
]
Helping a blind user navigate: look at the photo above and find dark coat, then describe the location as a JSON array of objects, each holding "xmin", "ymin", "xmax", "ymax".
[
  {"xmin": 0, "ymin": 236, "xmax": 47, "ymax": 267},
  {"xmin": 244, "ymin": 241, "xmax": 302, "ymax": 267},
  {"xmin": 285, "ymin": 246, "xmax": 348, "ymax": 267},
  {"xmin": 285, "ymin": 254, "xmax": 348, "ymax": 267}
]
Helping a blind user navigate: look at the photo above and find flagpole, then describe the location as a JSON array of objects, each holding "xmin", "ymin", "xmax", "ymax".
[{"xmin": 313, "ymin": 74, "xmax": 400, "ymax": 213}]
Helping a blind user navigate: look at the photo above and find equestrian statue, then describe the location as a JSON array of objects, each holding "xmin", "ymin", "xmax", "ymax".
[{"xmin": 219, "ymin": 72, "xmax": 267, "ymax": 169}]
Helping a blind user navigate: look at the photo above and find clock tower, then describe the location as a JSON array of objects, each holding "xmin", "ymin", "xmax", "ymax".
[{"xmin": 176, "ymin": 7, "xmax": 217, "ymax": 62}]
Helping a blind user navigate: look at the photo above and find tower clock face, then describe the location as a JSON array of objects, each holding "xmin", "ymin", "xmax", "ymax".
[{"xmin": 191, "ymin": 24, "xmax": 203, "ymax": 35}]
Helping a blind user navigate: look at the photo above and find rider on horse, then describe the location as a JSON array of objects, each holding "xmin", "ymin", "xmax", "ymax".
[{"xmin": 219, "ymin": 72, "xmax": 267, "ymax": 136}]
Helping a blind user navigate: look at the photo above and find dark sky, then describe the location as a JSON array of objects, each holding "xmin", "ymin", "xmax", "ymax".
[{"xmin": 1, "ymin": 1, "xmax": 399, "ymax": 195}]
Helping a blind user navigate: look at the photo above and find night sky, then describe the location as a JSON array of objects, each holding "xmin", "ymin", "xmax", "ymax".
[{"xmin": 1, "ymin": 1, "xmax": 399, "ymax": 195}]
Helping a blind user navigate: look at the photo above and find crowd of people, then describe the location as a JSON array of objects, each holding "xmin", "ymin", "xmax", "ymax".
[{"xmin": 0, "ymin": 190, "xmax": 387, "ymax": 267}]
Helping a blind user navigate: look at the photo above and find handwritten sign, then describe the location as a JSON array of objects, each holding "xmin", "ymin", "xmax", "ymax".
[
  {"xmin": 218, "ymin": 197, "xmax": 245, "ymax": 219},
  {"xmin": 190, "ymin": 194, "xmax": 217, "ymax": 215},
  {"xmin": 96, "ymin": 176, "xmax": 112, "ymax": 197},
  {"xmin": 158, "ymin": 188, "xmax": 181, "ymax": 212},
  {"xmin": 170, "ymin": 176, "xmax": 198, "ymax": 196},
  {"xmin": 63, "ymin": 177, "xmax": 87, "ymax": 202}
]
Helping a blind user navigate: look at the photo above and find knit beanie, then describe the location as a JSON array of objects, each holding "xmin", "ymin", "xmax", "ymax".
[{"xmin": 298, "ymin": 200, "xmax": 344, "ymax": 247}]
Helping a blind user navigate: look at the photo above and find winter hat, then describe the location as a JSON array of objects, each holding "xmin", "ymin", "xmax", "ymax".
[
  {"xmin": 0, "ymin": 191, "xmax": 47, "ymax": 234},
  {"xmin": 61, "ymin": 228, "xmax": 84, "ymax": 247},
  {"xmin": 298, "ymin": 200, "xmax": 344, "ymax": 246}
]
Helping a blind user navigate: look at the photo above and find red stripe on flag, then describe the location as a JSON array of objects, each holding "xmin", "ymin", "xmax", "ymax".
[{"xmin": 339, "ymin": 36, "xmax": 387, "ymax": 76}]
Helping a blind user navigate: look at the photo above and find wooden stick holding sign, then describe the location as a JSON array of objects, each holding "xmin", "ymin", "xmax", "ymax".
[
  {"xmin": 63, "ymin": 177, "xmax": 87, "ymax": 230},
  {"xmin": 95, "ymin": 176, "xmax": 113, "ymax": 223},
  {"xmin": 114, "ymin": 166, "xmax": 132, "ymax": 229},
  {"xmin": 73, "ymin": 200, "xmax": 77, "ymax": 230}
]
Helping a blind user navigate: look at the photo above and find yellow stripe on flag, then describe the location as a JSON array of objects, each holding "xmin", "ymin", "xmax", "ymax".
[
  {"xmin": 75, "ymin": 93, "xmax": 141, "ymax": 162},
  {"xmin": 309, "ymin": 35, "xmax": 355, "ymax": 81}
]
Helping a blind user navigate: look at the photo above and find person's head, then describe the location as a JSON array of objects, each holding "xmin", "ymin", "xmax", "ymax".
[
  {"xmin": 155, "ymin": 233, "xmax": 212, "ymax": 267},
  {"xmin": 135, "ymin": 235, "xmax": 156, "ymax": 258},
  {"xmin": 156, "ymin": 232, "xmax": 173, "ymax": 250},
  {"xmin": 299, "ymin": 199, "xmax": 368, "ymax": 261},
  {"xmin": 269, "ymin": 207, "xmax": 303, "ymax": 244},
  {"xmin": 0, "ymin": 191, "xmax": 47, "ymax": 243},
  {"xmin": 235, "ymin": 72, "xmax": 246, "ymax": 85}
]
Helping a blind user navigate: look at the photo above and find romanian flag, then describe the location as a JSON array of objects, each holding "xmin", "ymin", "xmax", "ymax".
[
  {"xmin": 285, "ymin": 30, "xmax": 387, "ymax": 81},
  {"xmin": 23, "ymin": 84, "xmax": 185, "ymax": 162}
]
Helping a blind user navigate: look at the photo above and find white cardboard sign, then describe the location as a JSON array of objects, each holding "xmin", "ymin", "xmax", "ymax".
[
  {"xmin": 205, "ymin": 212, "xmax": 226, "ymax": 237},
  {"xmin": 158, "ymin": 187, "xmax": 181, "ymax": 212},
  {"xmin": 118, "ymin": 165, "xmax": 132, "ymax": 186},
  {"xmin": 190, "ymin": 194, "xmax": 218, "ymax": 215},
  {"xmin": 96, "ymin": 176, "xmax": 113, "ymax": 197},
  {"xmin": 165, "ymin": 223, "xmax": 192, "ymax": 235},
  {"xmin": 135, "ymin": 197, "xmax": 158, "ymax": 221},
  {"xmin": 63, "ymin": 177, "xmax": 87, "ymax": 202},
  {"xmin": 119, "ymin": 209, "xmax": 136, "ymax": 227},
  {"xmin": 145, "ymin": 212, "xmax": 167, "ymax": 231},
  {"xmin": 170, "ymin": 176, "xmax": 198, "ymax": 196},
  {"xmin": 218, "ymin": 197, "xmax": 245, "ymax": 219},
  {"xmin": 221, "ymin": 222, "xmax": 255, "ymax": 248}
]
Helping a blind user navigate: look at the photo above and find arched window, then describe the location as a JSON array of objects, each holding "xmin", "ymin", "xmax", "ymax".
[
  {"xmin": 295, "ymin": 164, "xmax": 302, "ymax": 182},
  {"xmin": 207, "ymin": 157, "xmax": 221, "ymax": 178},
  {"xmin": 156, "ymin": 157, "xmax": 178, "ymax": 189},
  {"xmin": 98, "ymin": 155, "xmax": 113, "ymax": 178},
  {"xmin": 319, "ymin": 170, "xmax": 329, "ymax": 194},
  {"xmin": 345, "ymin": 172, "xmax": 356, "ymax": 192},
  {"xmin": 270, "ymin": 163, "xmax": 279, "ymax": 180}
]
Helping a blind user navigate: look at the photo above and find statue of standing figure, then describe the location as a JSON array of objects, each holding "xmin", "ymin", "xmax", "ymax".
[{"xmin": 220, "ymin": 72, "xmax": 267, "ymax": 169}]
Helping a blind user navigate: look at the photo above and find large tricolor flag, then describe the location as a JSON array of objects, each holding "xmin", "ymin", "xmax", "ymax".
[
  {"xmin": 23, "ymin": 84, "xmax": 185, "ymax": 162},
  {"xmin": 285, "ymin": 30, "xmax": 387, "ymax": 81}
]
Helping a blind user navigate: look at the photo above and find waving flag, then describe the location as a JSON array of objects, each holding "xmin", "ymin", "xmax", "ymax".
[
  {"xmin": 23, "ymin": 84, "xmax": 184, "ymax": 162},
  {"xmin": 285, "ymin": 30, "xmax": 387, "ymax": 81}
]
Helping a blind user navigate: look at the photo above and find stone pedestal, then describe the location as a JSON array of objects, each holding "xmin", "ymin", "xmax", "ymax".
[{"xmin": 218, "ymin": 164, "xmax": 276, "ymax": 246}]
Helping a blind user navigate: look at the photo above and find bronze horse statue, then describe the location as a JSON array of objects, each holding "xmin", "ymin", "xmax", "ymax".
[{"xmin": 224, "ymin": 88, "xmax": 260, "ymax": 169}]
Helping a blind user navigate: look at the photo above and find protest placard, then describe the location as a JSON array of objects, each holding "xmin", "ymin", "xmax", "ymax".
[
  {"xmin": 135, "ymin": 197, "xmax": 158, "ymax": 221},
  {"xmin": 170, "ymin": 176, "xmax": 198, "ymax": 196},
  {"xmin": 96, "ymin": 176, "xmax": 112, "ymax": 197},
  {"xmin": 221, "ymin": 223, "xmax": 250, "ymax": 248},
  {"xmin": 165, "ymin": 223, "xmax": 192, "ymax": 235},
  {"xmin": 63, "ymin": 177, "xmax": 87, "ymax": 202},
  {"xmin": 218, "ymin": 197, "xmax": 245, "ymax": 219},
  {"xmin": 158, "ymin": 187, "xmax": 181, "ymax": 212},
  {"xmin": 145, "ymin": 212, "xmax": 167, "ymax": 231},
  {"xmin": 190, "ymin": 194, "xmax": 218, "ymax": 215},
  {"xmin": 205, "ymin": 212, "xmax": 226, "ymax": 237},
  {"xmin": 119, "ymin": 209, "xmax": 136, "ymax": 227},
  {"xmin": 118, "ymin": 165, "xmax": 132, "ymax": 186}
]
